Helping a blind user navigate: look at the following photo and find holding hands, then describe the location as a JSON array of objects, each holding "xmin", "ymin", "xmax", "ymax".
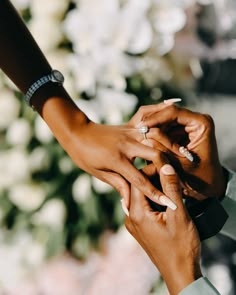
[{"xmin": 124, "ymin": 102, "xmax": 229, "ymax": 295}]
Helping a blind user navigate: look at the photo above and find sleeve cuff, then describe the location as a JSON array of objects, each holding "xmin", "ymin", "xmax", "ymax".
[
  {"xmin": 178, "ymin": 277, "xmax": 221, "ymax": 295},
  {"xmin": 220, "ymin": 169, "xmax": 236, "ymax": 240}
]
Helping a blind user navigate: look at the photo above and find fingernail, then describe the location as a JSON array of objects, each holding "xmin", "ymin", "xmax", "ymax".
[
  {"xmin": 161, "ymin": 164, "xmax": 175, "ymax": 175},
  {"xmin": 159, "ymin": 195, "xmax": 177, "ymax": 211},
  {"xmin": 179, "ymin": 146, "xmax": 194, "ymax": 162},
  {"xmin": 120, "ymin": 199, "xmax": 129, "ymax": 216},
  {"xmin": 163, "ymin": 98, "xmax": 182, "ymax": 105}
]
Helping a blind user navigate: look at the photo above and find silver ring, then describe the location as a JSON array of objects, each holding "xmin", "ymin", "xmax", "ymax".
[{"xmin": 138, "ymin": 126, "xmax": 149, "ymax": 140}]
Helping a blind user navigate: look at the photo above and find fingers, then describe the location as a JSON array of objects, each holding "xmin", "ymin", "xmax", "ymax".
[
  {"xmin": 119, "ymin": 159, "xmax": 177, "ymax": 211},
  {"xmin": 146, "ymin": 127, "xmax": 181, "ymax": 156},
  {"xmin": 159, "ymin": 164, "xmax": 186, "ymax": 215},
  {"xmin": 128, "ymin": 183, "xmax": 151, "ymax": 221},
  {"xmin": 98, "ymin": 170, "xmax": 130, "ymax": 201},
  {"xmin": 128, "ymin": 99, "xmax": 181, "ymax": 127},
  {"xmin": 141, "ymin": 105, "xmax": 194, "ymax": 128}
]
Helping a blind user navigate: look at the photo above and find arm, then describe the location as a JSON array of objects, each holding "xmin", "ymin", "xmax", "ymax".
[{"xmin": 0, "ymin": 0, "xmax": 178, "ymax": 207}]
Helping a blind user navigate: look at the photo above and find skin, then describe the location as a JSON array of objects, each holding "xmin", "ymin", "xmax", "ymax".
[
  {"xmin": 124, "ymin": 106, "xmax": 228, "ymax": 294},
  {"xmin": 0, "ymin": 0, "xmax": 178, "ymax": 206},
  {"xmin": 125, "ymin": 164, "xmax": 202, "ymax": 295},
  {"xmin": 131, "ymin": 104, "xmax": 228, "ymax": 200}
]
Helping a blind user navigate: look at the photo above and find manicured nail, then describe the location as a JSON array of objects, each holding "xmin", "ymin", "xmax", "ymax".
[
  {"xmin": 161, "ymin": 164, "xmax": 175, "ymax": 175},
  {"xmin": 163, "ymin": 98, "xmax": 182, "ymax": 105},
  {"xmin": 120, "ymin": 199, "xmax": 129, "ymax": 216},
  {"xmin": 159, "ymin": 195, "xmax": 177, "ymax": 211},
  {"xmin": 179, "ymin": 146, "xmax": 194, "ymax": 162}
]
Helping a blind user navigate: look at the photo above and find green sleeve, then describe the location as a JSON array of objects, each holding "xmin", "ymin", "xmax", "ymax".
[
  {"xmin": 178, "ymin": 277, "xmax": 220, "ymax": 295},
  {"xmin": 221, "ymin": 169, "xmax": 236, "ymax": 240}
]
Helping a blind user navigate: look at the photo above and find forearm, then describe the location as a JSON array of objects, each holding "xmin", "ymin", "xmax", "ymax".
[
  {"xmin": 0, "ymin": 0, "xmax": 52, "ymax": 94},
  {"xmin": 0, "ymin": 0, "xmax": 88, "ymax": 139}
]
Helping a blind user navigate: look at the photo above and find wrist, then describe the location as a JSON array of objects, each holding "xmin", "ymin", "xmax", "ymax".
[
  {"xmin": 164, "ymin": 262, "xmax": 202, "ymax": 295},
  {"xmin": 31, "ymin": 83, "xmax": 89, "ymax": 145}
]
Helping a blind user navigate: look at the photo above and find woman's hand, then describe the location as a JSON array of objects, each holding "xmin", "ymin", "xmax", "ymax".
[
  {"xmin": 125, "ymin": 164, "xmax": 202, "ymax": 295},
  {"xmin": 134, "ymin": 104, "xmax": 227, "ymax": 200},
  {"xmin": 45, "ymin": 98, "xmax": 176, "ymax": 209}
]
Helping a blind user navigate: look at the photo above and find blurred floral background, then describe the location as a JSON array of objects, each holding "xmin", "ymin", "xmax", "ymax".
[{"xmin": 0, "ymin": 0, "xmax": 236, "ymax": 294}]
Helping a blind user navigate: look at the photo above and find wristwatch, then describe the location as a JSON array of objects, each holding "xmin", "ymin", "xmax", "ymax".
[{"xmin": 25, "ymin": 69, "xmax": 64, "ymax": 107}]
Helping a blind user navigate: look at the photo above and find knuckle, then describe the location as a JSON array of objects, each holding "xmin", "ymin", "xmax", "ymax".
[
  {"xmin": 152, "ymin": 149, "xmax": 165, "ymax": 162},
  {"xmin": 137, "ymin": 105, "xmax": 146, "ymax": 114},
  {"xmin": 165, "ymin": 179, "xmax": 181, "ymax": 194},
  {"xmin": 129, "ymin": 210, "xmax": 144, "ymax": 226},
  {"xmin": 132, "ymin": 174, "xmax": 147, "ymax": 188},
  {"xmin": 152, "ymin": 127, "xmax": 161, "ymax": 139},
  {"xmin": 202, "ymin": 114, "xmax": 215, "ymax": 129},
  {"xmin": 168, "ymin": 104, "xmax": 178, "ymax": 113},
  {"xmin": 137, "ymin": 106, "xmax": 148, "ymax": 122}
]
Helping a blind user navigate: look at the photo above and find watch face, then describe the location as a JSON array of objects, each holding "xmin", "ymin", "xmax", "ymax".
[{"xmin": 51, "ymin": 70, "xmax": 64, "ymax": 84}]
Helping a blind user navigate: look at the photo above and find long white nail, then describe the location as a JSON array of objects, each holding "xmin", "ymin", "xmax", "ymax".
[
  {"xmin": 179, "ymin": 146, "xmax": 194, "ymax": 162},
  {"xmin": 163, "ymin": 98, "xmax": 182, "ymax": 105},
  {"xmin": 159, "ymin": 195, "xmax": 177, "ymax": 211},
  {"xmin": 120, "ymin": 199, "xmax": 129, "ymax": 216}
]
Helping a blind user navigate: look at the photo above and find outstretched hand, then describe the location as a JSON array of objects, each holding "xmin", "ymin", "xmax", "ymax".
[{"xmin": 58, "ymin": 109, "xmax": 176, "ymax": 210}]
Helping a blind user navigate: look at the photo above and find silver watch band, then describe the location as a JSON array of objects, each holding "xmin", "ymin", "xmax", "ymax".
[
  {"xmin": 24, "ymin": 70, "xmax": 64, "ymax": 107},
  {"xmin": 25, "ymin": 74, "xmax": 51, "ymax": 106}
]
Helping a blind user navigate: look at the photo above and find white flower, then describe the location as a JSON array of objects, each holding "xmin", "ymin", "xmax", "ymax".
[
  {"xmin": 67, "ymin": 55, "xmax": 97, "ymax": 96},
  {"xmin": 155, "ymin": 34, "xmax": 175, "ymax": 56},
  {"xmin": 34, "ymin": 116, "xmax": 53, "ymax": 144},
  {"xmin": 72, "ymin": 174, "xmax": 92, "ymax": 204},
  {"xmin": 0, "ymin": 148, "xmax": 30, "ymax": 189},
  {"xmin": 76, "ymin": 88, "xmax": 137, "ymax": 124},
  {"xmin": 31, "ymin": 199, "xmax": 66, "ymax": 229},
  {"xmin": 29, "ymin": 17, "xmax": 62, "ymax": 52},
  {"xmin": 115, "ymin": 0, "xmax": 152, "ymax": 54},
  {"xmin": 58, "ymin": 156, "xmax": 75, "ymax": 174},
  {"xmin": 96, "ymin": 88, "xmax": 138, "ymax": 124},
  {"xmin": 29, "ymin": 147, "xmax": 50, "ymax": 172},
  {"xmin": 6, "ymin": 118, "xmax": 32, "ymax": 146},
  {"xmin": 11, "ymin": 0, "xmax": 30, "ymax": 10},
  {"xmin": 0, "ymin": 88, "xmax": 20, "ymax": 130},
  {"xmin": 23, "ymin": 240, "xmax": 45, "ymax": 267},
  {"xmin": 63, "ymin": 0, "xmax": 153, "ymax": 94},
  {"xmin": 0, "ymin": 233, "xmax": 29, "ymax": 288},
  {"xmin": 30, "ymin": 0, "xmax": 69, "ymax": 19},
  {"xmin": 125, "ymin": 19, "xmax": 153, "ymax": 54},
  {"xmin": 153, "ymin": 6, "xmax": 186, "ymax": 34},
  {"xmin": 92, "ymin": 177, "xmax": 113, "ymax": 194},
  {"xmin": 0, "ymin": 231, "xmax": 46, "ymax": 288},
  {"xmin": 8, "ymin": 183, "xmax": 46, "ymax": 212}
]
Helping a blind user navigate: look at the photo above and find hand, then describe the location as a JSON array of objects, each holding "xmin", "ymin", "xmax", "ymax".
[
  {"xmin": 58, "ymin": 110, "xmax": 176, "ymax": 209},
  {"xmin": 125, "ymin": 164, "xmax": 202, "ymax": 295},
  {"xmin": 135, "ymin": 104, "xmax": 227, "ymax": 200}
]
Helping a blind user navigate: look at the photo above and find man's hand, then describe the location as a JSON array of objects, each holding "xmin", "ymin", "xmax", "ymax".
[
  {"xmin": 134, "ymin": 104, "xmax": 227, "ymax": 200},
  {"xmin": 125, "ymin": 164, "xmax": 202, "ymax": 295}
]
